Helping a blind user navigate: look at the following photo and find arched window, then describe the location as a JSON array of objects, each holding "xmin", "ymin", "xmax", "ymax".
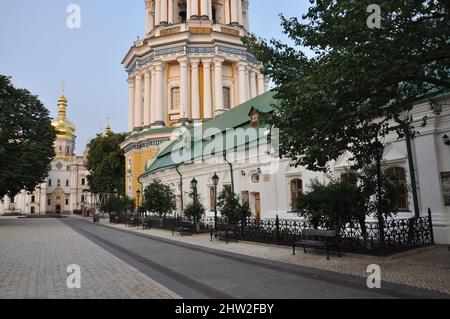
[
  {"xmin": 290, "ymin": 179, "xmax": 303, "ymax": 210},
  {"xmin": 385, "ymin": 167, "xmax": 408, "ymax": 211},
  {"xmin": 66, "ymin": 180, "xmax": 69, "ymax": 187},
  {"xmin": 171, "ymin": 87, "xmax": 180, "ymax": 111},
  {"xmin": 223, "ymin": 87, "xmax": 231, "ymax": 110},
  {"xmin": 48, "ymin": 179, "xmax": 52, "ymax": 187},
  {"xmin": 57, "ymin": 179, "xmax": 61, "ymax": 187}
]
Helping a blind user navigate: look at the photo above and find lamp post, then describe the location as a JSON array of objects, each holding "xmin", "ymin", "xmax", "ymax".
[
  {"xmin": 191, "ymin": 177, "xmax": 198, "ymax": 226},
  {"xmin": 136, "ymin": 189, "xmax": 142, "ymax": 228},
  {"xmin": 212, "ymin": 173, "xmax": 219, "ymax": 232},
  {"xmin": 372, "ymin": 140, "xmax": 385, "ymax": 252}
]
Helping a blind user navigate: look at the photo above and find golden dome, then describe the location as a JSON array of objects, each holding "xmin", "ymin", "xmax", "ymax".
[{"xmin": 52, "ymin": 92, "xmax": 75, "ymax": 140}]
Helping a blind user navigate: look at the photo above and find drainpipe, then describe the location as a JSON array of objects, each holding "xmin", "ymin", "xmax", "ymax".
[
  {"xmin": 223, "ymin": 151, "xmax": 235, "ymax": 193},
  {"xmin": 397, "ymin": 118, "xmax": 420, "ymax": 218},
  {"xmin": 175, "ymin": 165, "xmax": 184, "ymax": 212}
]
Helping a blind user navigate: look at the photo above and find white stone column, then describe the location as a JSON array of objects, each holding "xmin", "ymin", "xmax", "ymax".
[
  {"xmin": 202, "ymin": 59, "xmax": 213, "ymax": 120},
  {"xmin": 168, "ymin": 0, "xmax": 174, "ymax": 24},
  {"xmin": 145, "ymin": 1, "xmax": 151, "ymax": 34},
  {"xmin": 230, "ymin": 0, "xmax": 239, "ymax": 25},
  {"xmin": 154, "ymin": 62, "xmax": 165, "ymax": 126},
  {"xmin": 143, "ymin": 70, "xmax": 151, "ymax": 128},
  {"xmin": 214, "ymin": 58, "xmax": 225, "ymax": 113},
  {"xmin": 191, "ymin": 0, "xmax": 199, "ymax": 19},
  {"xmin": 128, "ymin": 78, "xmax": 135, "ymax": 132},
  {"xmin": 250, "ymin": 69, "xmax": 257, "ymax": 99},
  {"xmin": 134, "ymin": 74, "xmax": 143, "ymax": 129},
  {"xmin": 257, "ymin": 72, "xmax": 265, "ymax": 95},
  {"xmin": 238, "ymin": 62, "xmax": 248, "ymax": 104},
  {"xmin": 155, "ymin": 0, "xmax": 161, "ymax": 26},
  {"xmin": 187, "ymin": 0, "xmax": 191, "ymax": 20},
  {"xmin": 208, "ymin": 0, "xmax": 212, "ymax": 19},
  {"xmin": 224, "ymin": 0, "xmax": 230, "ymax": 24},
  {"xmin": 150, "ymin": 66, "xmax": 157, "ymax": 125},
  {"xmin": 201, "ymin": 0, "xmax": 209, "ymax": 19},
  {"xmin": 237, "ymin": 0, "xmax": 243, "ymax": 26},
  {"xmin": 178, "ymin": 57, "xmax": 190, "ymax": 121},
  {"xmin": 191, "ymin": 59, "xmax": 201, "ymax": 120},
  {"xmin": 160, "ymin": 0, "xmax": 168, "ymax": 24}
]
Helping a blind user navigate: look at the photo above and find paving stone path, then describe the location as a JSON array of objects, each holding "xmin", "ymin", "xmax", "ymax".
[{"xmin": 0, "ymin": 217, "xmax": 180, "ymax": 299}]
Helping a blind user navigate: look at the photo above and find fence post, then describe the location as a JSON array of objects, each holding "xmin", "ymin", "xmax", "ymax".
[
  {"xmin": 276, "ymin": 215, "xmax": 280, "ymax": 244},
  {"xmin": 428, "ymin": 208, "xmax": 435, "ymax": 245}
]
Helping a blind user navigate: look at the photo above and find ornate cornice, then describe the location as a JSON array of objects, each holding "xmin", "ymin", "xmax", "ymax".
[{"xmin": 126, "ymin": 45, "xmax": 259, "ymax": 75}]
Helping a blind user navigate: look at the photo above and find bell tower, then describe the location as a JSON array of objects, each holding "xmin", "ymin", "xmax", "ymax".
[
  {"xmin": 121, "ymin": 0, "xmax": 266, "ymax": 199},
  {"xmin": 123, "ymin": 0, "xmax": 265, "ymax": 131}
]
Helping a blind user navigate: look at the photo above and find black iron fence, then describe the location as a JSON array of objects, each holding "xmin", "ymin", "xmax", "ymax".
[{"xmin": 109, "ymin": 209, "xmax": 435, "ymax": 256}]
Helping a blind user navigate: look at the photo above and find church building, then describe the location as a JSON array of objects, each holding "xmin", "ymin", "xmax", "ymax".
[
  {"xmin": 122, "ymin": 1, "xmax": 450, "ymax": 245},
  {"xmin": 0, "ymin": 91, "xmax": 92, "ymax": 215}
]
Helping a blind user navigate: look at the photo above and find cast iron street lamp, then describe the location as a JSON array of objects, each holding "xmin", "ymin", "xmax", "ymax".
[
  {"xmin": 191, "ymin": 178, "xmax": 198, "ymax": 225},
  {"xmin": 136, "ymin": 189, "xmax": 142, "ymax": 228},
  {"xmin": 372, "ymin": 140, "xmax": 385, "ymax": 251},
  {"xmin": 212, "ymin": 173, "xmax": 219, "ymax": 231}
]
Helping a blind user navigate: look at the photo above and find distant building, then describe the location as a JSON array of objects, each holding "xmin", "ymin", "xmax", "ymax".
[{"xmin": 0, "ymin": 91, "xmax": 92, "ymax": 215}]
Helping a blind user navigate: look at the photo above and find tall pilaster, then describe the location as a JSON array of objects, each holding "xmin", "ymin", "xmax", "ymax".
[
  {"xmin": 128, "ymin": 78, "xmax": 135, "ymax": 132},
  {"xmin": 250, "ymin": 69, "xmax": 257, "ymax": 99},
  {"xmin": 160, "ymin": 0, "xmax": 168, "ymax": 25},
  {"xmin": 134, "ymin": 74, "xmax": 143, "ymax": 130},
  {"xmin": 191, "ymin": 59, "xmax": 201, "ymax": 120},
  {"xmin": 230, "ymin": 0, "xmax": 239, "ymax": 25},
  {"xmin": 150, "ymin": 66, "xmax": 156, "ymax": 125},
  {"xmin": 143, "ymin": 71, "xmax": 151, "ymax": 128},
  {"xmin": 257, "ymin": 72, "xmax": 265, "ymax": 96},
  {"xmin": 153, "ymin": 62, "xmax": 165, "ymax": 126},
  {"xmin": 238, "ymin": 62, "xmax": 248, "ymax": 104},
  {"xmin": 168, "ymin": 0, "xmax": 174, "ymax": 24},
  {"xmin": 201, "ymin": 0, "xmax": 209, "ymax": 19},
  {"xmin": 178, "ymin": 57, "xmax": 190, "ymax": 121},
  {"xmin": 155, "ymin": 0, "xmax": 161, "ymax": 26},
  {"xmin": 237, "ymin": 0, "xmax": 243, "ymax": 26},
  {"xmin": 202, "ymin": 59, "xmax": 213, "ymax": 120},
  {"xmin": 214, "ymin": 58, "xmax": 225, "ymax": 113},
  {"xmin": 187, "ymin": 0, "xmax": 191, "ymax": 20},
  {"xmin": 191, "ymin": 0, "xmax": 199, "ymax": 19},
  {"xmin": 145, "ymin": 0, "xmax": 151, "ymax": 34}
]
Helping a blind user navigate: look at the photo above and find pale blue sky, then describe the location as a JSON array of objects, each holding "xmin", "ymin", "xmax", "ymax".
[{"xmin": 0, "ymin": 0, "xmax": 309, "ymax": 154}]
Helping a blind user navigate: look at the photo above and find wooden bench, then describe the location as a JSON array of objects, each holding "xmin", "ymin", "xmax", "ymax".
[
  {"xmin": 210, "ymin": 224, "xmax": 238, "ymax": 244},
  {"xmin": 143, "ymin": 218, "xmax": 153, "ymax": 230},
  {"xmin": 293, "ymin": 229, "xmax": 341, "ymax": 260},
  {"xmin": 172, "ymin": 221, "xmax": 195, "ymax": 237},
  {"xmin": 127, "ymin": 216, "xmax": 140, "ymax": 228}
]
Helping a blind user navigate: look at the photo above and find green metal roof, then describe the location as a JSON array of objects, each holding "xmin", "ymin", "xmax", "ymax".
[{"xmin": 141, "ymin": 91, "xmax": 277, "ymax": 177}]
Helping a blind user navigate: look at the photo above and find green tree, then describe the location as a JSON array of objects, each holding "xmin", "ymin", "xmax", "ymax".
[
  {"xmin": 217, "ymin": 188, "xmax": 251, "ymax": 224},
  {"xmin": 86, "ymin": 132, "xmax": 126, "ymax": 195},
  {"xmin": 142, "ymin": 180, "xmax": 176, "ymax": 217},
  {"xmin": 244, "ymin": 1, "xmax": 450, "ymax": 171},
  {"xmin": 295, "ymin": 179, "xmax": 367, "ymax": 232},
  {"xmin": 357, "ymin": 163, "xmax": 406, "ymax": 220},
  {"xmin": 101, "ymin": 195, "xmax": 135, "ymax": 216},
  {"xmin": 183, "ymin": 191, "xmax": 206, "ymax": 221},
  {"xmin": 0, "ymin": 75, "xmax": 56, "ymax": 198}
]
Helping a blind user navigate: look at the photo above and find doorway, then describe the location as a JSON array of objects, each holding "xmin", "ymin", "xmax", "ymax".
[
  {"xmin": 55, "ymin": 205, "xmax": 61, "ymax": 214},
  {"xmin": 252, "ymin": 192, "xmax": 261, "ymax": 220},
  {"xmin": 31, "ymin": 207, "xmax": 35, "ymax": 215}
]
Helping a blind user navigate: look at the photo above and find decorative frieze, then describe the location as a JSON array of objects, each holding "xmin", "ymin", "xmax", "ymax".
[{"xmin": 127, "ymin": 45, "xmax": 258, "ymax": 75}]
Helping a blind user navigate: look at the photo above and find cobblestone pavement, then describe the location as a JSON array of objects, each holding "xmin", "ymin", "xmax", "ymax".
[
  {"xmin": 94, "ymin": 217, "xmax": 450, "ymax": 296},
  {"xmin": 0, "ymin": 217, "xmax": 180, "ymax": 299}
]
